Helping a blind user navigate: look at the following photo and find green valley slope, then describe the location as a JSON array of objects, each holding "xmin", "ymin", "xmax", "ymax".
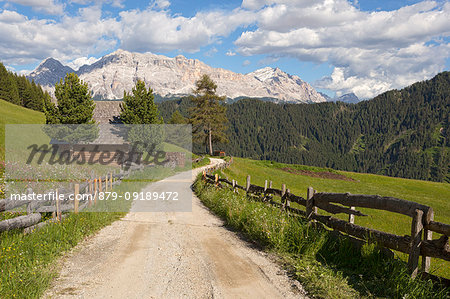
[
  {"xmin": 158, "ymin": 72, "xmax": 450, "ymax": 182},
  {"xmin": 0, "ymin": 98, "xmax": 45, "ymax": 158}
]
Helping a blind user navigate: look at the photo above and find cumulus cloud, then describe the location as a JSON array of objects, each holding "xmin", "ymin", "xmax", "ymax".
[
  {"xmin": 66, "ymin": 56, "xmax": 100, "ymax": 70},
  {"xmin": 118, "ymin": 7, "xmax": 257, "ymax": 53},
  {"xmin": 3, "ymin": 0, "xmax": 64, "ymax": 15},
  {"xmin": 151, "ymin": 0, "xmax": 170, "ymax": 10},
  {"xmin": 1, "ymin": 0, "xmax": 448, "ymax": 99},
  {"xmin": 0, "ymin": 3, "xmax": 257, "ymax": 66},
  {"xmin": 236, "ymin": 0, "xmax": 450, "ymax": 98},
  {"xmin": 204, "ymin": 47, "xmax": 218, "ymax": 57},
  {"xmin": 0, "ymin": 7, "xmax": 119, "ymax": 65},
  {"xmin": 70, "ymin": 0, "xmax": 125, "ymax": 8}
]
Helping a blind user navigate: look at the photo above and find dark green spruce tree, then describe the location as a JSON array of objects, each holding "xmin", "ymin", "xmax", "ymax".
[
  {"xmin": 44, "ymin": 73, "xmax": 95, "ymax": 124},
  {"xmin": 43, "ymin": 73, "xmax": 97, "ymax": 143},
  {"xmin": 119, "ymin": 80, "xmax": 163, "ymax": 124},
  {"xmin": 0, "ymin": 62, "xmax": 20, "ymax": 105},
  {"xmin": 119, "ymin": 80, "xmax": 164, "ymax": 152}
]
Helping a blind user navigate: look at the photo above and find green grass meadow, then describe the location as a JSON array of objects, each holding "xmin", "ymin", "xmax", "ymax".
[
  {"xmin": 194, "ymin": 177, "xmax": 450, "ymax": 298},
  {"xmin": 219, "ymin": 158, "xmax": 450, "ymax": 278},
  {"xmin": 0, "ymin": 99, "xmax": 46, "ymax": 159},
  {"xmin": 0, "ymin": 100, "xmax": 199, "ymax": 298}
]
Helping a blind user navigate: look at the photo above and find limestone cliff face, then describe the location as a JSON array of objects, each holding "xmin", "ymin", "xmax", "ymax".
[{"xmin": 29, "ymin": 49, "xmax": 327, "ymax": 104}]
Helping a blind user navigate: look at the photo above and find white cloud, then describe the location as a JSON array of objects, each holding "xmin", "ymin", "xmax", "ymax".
[
  {"xmin": 0, "ymin": 7, "xmax": 119, "ymax": 65},
  {"xmin": 66, "ymin": 56, "xmax": 100, "ymax": 70},
  {"xmin": 1, "ymin": 0, "xmax": 448, "ymax": 99},
  {"xmin": 236, "ymin": 0, "xmax": 450, "ymax": 98},
  {"xmin": 242, "ymin": 59, "xmax": 251, "ymax": 66},
  {"xmin": 0, "ymin": 3, "xmax": 257, "ymax": 67},
  {"xmin": 3, "ymin": 0, "xmax": 64, "ymax": 15},
  {"xmin": 118, "ymin": 7, "xmax": 256, "ymax": 53},
  {"xmin": 18, "ymin": 69, "xmax": 31, "ymax": 75},
  {"xmin": 151, "ymin": 0, "xmax": 170, "ymax": 10},
  {"xmin": 70, "ymin": 0, "xmax": 125, "ymax": 8},
  {"xmin": 204, "ymin": 47, "xmax": 218, "ymax": 57}
]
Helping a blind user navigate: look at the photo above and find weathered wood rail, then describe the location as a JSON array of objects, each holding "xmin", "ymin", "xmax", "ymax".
[
  {"xmin": 0, "ymin": 158, "xmax": 226, "ymax": 234},
  {"xmin": 203, "ymin": 171, "xmax": 450, "ymax": 282},
  {"xmin": 0, "ymin": 167, "xmax": 134, "ymax": 233}
]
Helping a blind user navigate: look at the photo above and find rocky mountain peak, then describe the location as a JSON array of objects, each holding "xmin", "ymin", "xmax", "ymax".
[
  {"xmin": 28, "ymin": 58, "xmax": 75, "ymax": 86},
  {"xmin": 28, "ymin": 50, "xmax": 327, "ymax": 104}
]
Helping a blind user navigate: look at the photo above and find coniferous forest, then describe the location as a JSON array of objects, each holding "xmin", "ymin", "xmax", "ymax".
[
  {"xmin": 0, "ymin": 62, "xmax": 51, "ymax": 112},
  {"xmin": 158, "ymin": 72, "xmax": 449, "ymax": 182}
]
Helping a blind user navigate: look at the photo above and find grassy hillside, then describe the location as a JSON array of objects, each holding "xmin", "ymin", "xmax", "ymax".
[
  {"xmin": 0, "ymin": 98, "xmax": 45, "ymax": 158},
  {"xmin": 220, "ymin": 157, "xmax": 450, "ymax": 278},
  {"xmin": 158, "ymin": 72, "xmax": 450, "ymax": 182}
]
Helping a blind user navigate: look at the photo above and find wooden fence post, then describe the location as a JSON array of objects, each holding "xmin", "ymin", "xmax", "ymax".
[
  {"xmin": 349, "ymin": 206, "xmax": 356, "ymax": 224},
  {"xmin": 51, "ymin": 189, "xmax": 57, "ymax": 220},
  {"xmin": 74, "ymin": 184, "xmax": 79, "ymax": 214},
  {"xmin": 281, "ymin": 184, "xmax": 286, "ymax": 208},
  {"xmin": 55, "ymin": 188, "xmax": 61, "ymax": 221},
  {"xmin": 110, "ymin": 173, "xmax": 113, "ymax": 189},
  {"xmin": 285, "ymin": 189, "xmax": 290, "ymax": 209},
  {"xmin": 408, "ymin": 209, "xmax": 424, "ymax": 278},
  {"xmin": 94, "ymin": 179, "xmax": 98, "ymax": 205},
  {"xmin": 88, "ymin": 180, "xmax": 93, "ymax": 206},
  {"xmin": 246, "ymin": 175, "xmax": 251, "ymax": 192},
  {"xmin": 263, "ymin": 180, "xmax": 268, "ymax": 201},
  {"xmin": 306, "ymin": 187, "xmax": 316, "ymax": 221},
  {"xmin": 26, "ymin": 188, "xmax": 33, "ymax": 214},
  {"xmin": 105, "ymin": 174, "xmax": 109, "ymax": 192},
  {"xmin": 232, "ymin": 179, "xmax": 236, "ymax": 192},
  {"xmin": 99, "ymin": 177, "xmax": 102, "ymax": 194},
  {"xmin": 422, "ymin": 208, "xmax": 434, "ymax": 273}
]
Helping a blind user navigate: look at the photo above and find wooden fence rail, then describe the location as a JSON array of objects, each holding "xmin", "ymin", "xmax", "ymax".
[
  {"xmin": 0, "ymin": 168, "xmax": 132, "ymax": 233},
  {"xmin": 0, "ymin": 157, "xmax": 228, "ymax": 234},
  {"xmin": 203, "ymin": 172, "xmax": 450, "ymax": 281}
]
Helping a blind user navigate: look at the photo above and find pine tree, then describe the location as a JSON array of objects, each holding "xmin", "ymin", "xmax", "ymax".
[
  {"xmin": 119, "ymin": 80, "xmax": 163, "ymax": 124},
  {"xmin": 119, "ymin": 80, "xmax": 164, "ymax": 153},
  {"xmin": 43, "ymin": 73, "xmax": 97, "ymax": 143},
  {"xmin": 45, "ymin": 73, "xmax": 95, "ymax": 124},
  {"xmin": 168, "ymin": 110, "xmax": 187, "ymax": 124},
  {"xmin": 189, "ymin": 74, "xmax": 228, "ymax": 155}
]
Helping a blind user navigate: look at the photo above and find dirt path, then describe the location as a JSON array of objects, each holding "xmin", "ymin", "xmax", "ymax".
[{"xmin": 44, "ymin": 159, "xmax": 307, "ymax": 298}]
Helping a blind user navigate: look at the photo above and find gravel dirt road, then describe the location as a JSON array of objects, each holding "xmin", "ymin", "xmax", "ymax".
[{"xmin": 44, "ymin": 159, "xmax": 307, "ymax": 298}]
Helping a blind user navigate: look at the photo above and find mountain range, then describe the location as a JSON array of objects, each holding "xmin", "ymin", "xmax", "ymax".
[{"xmin": 28, "ymin": 49, "xmax": 357, "ymax": 104}]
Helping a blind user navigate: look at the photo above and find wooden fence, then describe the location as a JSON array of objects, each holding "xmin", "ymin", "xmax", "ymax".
[
  {"xmin": 0, "ymin": 156, "xmax": 223, "ymax": 235},
  {"xmin": 203, "ymin": 172, "xmax": 450, "ymax": 282},
  {"xmin": 0, "ymin": 167, "xmax": 138, "ymax": 234}
]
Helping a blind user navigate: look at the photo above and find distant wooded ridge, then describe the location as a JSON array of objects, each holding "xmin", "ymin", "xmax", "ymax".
[{"xmin": 157, "ymin": 72, "xmax": 449, "ymax": 183}]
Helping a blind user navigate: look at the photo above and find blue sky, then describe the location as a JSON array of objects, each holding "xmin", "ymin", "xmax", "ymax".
[{"xmin": 0, "ymin": 0, "xmax": 449, "ymax": 98}]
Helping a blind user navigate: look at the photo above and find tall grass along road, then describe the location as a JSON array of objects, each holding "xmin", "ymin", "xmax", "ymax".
[{"xmin": 44, "ymin": 158, "xmax": 306, "ymax": 298}]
